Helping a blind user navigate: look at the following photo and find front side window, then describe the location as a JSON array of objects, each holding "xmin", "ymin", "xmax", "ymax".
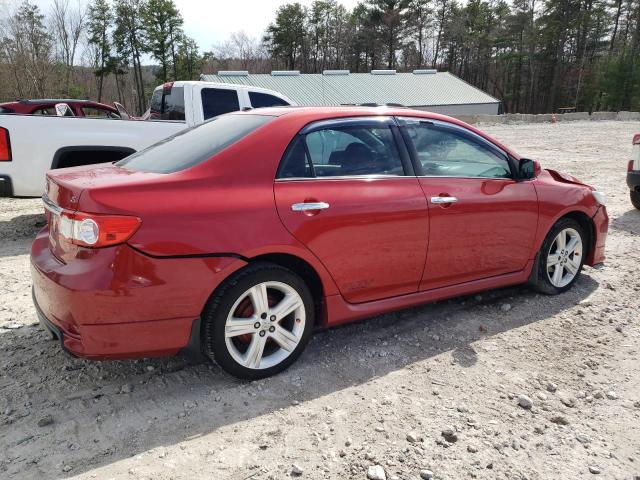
[
  {"xmin": 249, "ymin": 91, "xmax": 290, "ymax": 108},
  {"xmin": 201, "ymin": 88, "xmax": 240, "ymax": 119},
  {"xmin": 117, "ymin": 114, "xmax": 273, "ymax": 173},
  {"xmin": 278, "ymin": 124, "xmax": 404, "ymax": 178},
  {"xmin": 401, "ymin": 120, "xmax": 512, "ymax": 178}
]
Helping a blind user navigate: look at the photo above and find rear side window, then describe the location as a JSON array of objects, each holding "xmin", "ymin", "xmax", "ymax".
[
  {"xmin": 149, "ymin": 86, "xmax": 185, "ymax": 121},
  {"xmin": 201, "ymin": 88, "xmax": 240, "ymax": 119},
  {"xmin": 279, "ymin": 124, "xmax": 404, "ymax": 178},
  {"xmin": 117, "ymin": 114, "xmax": 273, "ymax": 173},
  {"xmin": 249, "ymin": 91, "xmax": 289, "ymax": 108}
]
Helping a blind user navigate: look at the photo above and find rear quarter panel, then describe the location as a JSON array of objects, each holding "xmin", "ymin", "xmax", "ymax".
[{"xmin": 80, "ymin": 114, "xmax": 341, "ymax": 296}]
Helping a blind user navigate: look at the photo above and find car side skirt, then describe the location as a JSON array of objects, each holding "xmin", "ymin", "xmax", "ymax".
[{"xmin": 325, "ymin": 260, "xmax": 535, "ymax": 327}]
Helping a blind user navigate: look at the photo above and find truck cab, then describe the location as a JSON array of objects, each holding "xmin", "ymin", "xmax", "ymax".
[{"xmin": 147, "ymin": 81, "xmax": 294, "ymax": 127}]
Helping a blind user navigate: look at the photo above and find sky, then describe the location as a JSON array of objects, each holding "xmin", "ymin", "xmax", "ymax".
[
  {"xmin": 176, "ymin": 0, "xmax": 361, "ymax": 50},
  {"xmin": 29, "ymin": 0, "xmax": 362, "ymax": 51}
]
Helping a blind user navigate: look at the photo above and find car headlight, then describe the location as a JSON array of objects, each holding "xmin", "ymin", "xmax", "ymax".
[{"xmin": 592, "ymin": 191, "xmax": 606, "ymax": 205}]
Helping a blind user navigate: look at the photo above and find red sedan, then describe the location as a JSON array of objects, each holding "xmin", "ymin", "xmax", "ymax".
[
  {"xmin": 0, "ymin": 99, "xmax": 122, "ymax": 117},
  {"xmin": 31, "ymin": 107, "xmax": 609, "ymax": 379}
]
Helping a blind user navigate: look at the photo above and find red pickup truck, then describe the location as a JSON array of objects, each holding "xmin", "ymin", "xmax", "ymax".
[{"xmin": 0, "ymin": 99, "xmax": 124, "ymax": 118}]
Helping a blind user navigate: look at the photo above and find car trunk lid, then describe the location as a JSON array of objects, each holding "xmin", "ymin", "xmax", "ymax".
[{"xmin": 44, "ymin": 163, "xmax": 163, "ymax": 262}]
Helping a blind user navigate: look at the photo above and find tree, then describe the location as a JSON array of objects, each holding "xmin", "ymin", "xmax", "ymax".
[
  {"xmin": 87, "ymin": 0, "xmax": 112, "ymax": 102},
  {"xmin": 0, "ymin": 1, "xmax": 53, "ymax": 98},
  {"xmin": 264, "ymin": 3, "xmax": 307, "ymax": 70},
  {"xmin": 113, "ymin": 0, "xmax": 148, "ymax": 113},
  {"xmin": 142, "ymin": 0, "xmax": 183, "ymax": 82},
  {"xmin": 51, "ymin": 0, "xmax": 86, "ymax": 96},
  {"xmin": 367, "ymin": 0, "xmax": 410, "ymax": 69},
  {"xmin": 175, "ymin": 36, "xmax": 205, "ymax": 80},
  {"xmin": 406, "ymin": 0, "xmax": 432, "ymax": 68}
]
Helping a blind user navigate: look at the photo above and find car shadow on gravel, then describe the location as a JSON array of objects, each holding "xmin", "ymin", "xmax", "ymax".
[
  {"xmin": 610, "ymin": 207, "xmax": 640, "ymax": 234},
  {"xmin": 0, "ymin": 273, "xmax": 598, "ymax": 479},
  {"xmin": 0, "ymin": 214, "xmax": 45, "ymax": 256}
]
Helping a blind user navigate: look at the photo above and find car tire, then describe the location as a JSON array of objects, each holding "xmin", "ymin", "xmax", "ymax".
[
  {"xmin": 201, "ymin": 262, "xmax": 315, "ymax": 380},
  {"xmin": 631, "ymin": 190, "xmax": 640, "ymax": 210},
  {"xmin": 533, "ymin": 218, "xmax": 586, "ymax": 295}
]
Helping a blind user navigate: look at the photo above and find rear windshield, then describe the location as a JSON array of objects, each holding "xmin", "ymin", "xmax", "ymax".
[
  {"xmin": 149, "ymin": 86, "xmax": 185, "ymax": 121},
  {"xmin": 117, "ymin": 114, "xmax": 273, "ymax": 173}
]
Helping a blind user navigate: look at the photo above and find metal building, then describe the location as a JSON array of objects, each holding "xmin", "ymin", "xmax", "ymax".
[{"xmin": 200, "ymin": 69, "xmax": 500, "ymax": 115}]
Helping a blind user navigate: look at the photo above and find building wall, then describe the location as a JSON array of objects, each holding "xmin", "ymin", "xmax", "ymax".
[{"xmin": 412, "ymin": 103, "xmax": 500, "ymax": 116}]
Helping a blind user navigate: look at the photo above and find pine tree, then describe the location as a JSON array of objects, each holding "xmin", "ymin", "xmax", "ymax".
[{"xmin": 87, "ymin": 0, "xmax": 112, "ymax": 102}]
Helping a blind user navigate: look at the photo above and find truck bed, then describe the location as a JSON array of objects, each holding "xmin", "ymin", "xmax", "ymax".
[{"xmin": 0, "ymin": 115, "xmax": 186, "ymax": 196}]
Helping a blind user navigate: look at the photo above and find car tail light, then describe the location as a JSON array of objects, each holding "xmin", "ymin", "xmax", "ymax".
[
  {"xmin": 0, "ymin": 127, "xmax": 11, "ymax": 161},
  {"xmin": 58, "ymin": 211, "xmax": 141, "ymax": 248},
  {"xmin": 630, "ymin": 160, "xmax": 636, "ymax": 172}
]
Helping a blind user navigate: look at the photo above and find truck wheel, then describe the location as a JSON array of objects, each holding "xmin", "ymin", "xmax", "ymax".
[
  {"xmin": 631, "ymin": 190, "xmax": 640, "ymax": 210},
  {"xmin": 533, "ymin": 218, "xmax": 586, "ymax": 295},
  {"xmin": 201, "ymin": 262, "xmax": 314, "ymax": 380}
]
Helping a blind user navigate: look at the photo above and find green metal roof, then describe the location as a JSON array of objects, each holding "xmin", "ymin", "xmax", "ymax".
[{"xmin": 199, "ymin": 70, "xmax": 499, "ymax": 107}]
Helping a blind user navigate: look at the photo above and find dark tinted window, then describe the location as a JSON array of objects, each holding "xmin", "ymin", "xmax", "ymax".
[
  {"xmin": 249, "ymin": 91, "xmax": 289, "ymax": 108},
  {"xmin": 117, "ymin": 114, "xmax": 273, "ymax": 173},
  {"xmin": 278, "ymin": 136, "xmax": 312, "ymax": 178},
  {"xmin": 201, "ymin": 88, "xmax": 240, "ymax": 119},
  {"xmin": 278, "ymin": 124, "xmax": 404, "ymax": 178},
  {"xmin": 401, "ymin": 120, "xmax": 511, "ymax": 178},
  {"xmin": 149, "ymin": 86, "xmax": 185, "ymax": 120}
]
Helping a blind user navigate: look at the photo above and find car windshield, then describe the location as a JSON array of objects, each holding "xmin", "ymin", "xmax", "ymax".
[{"xmin": 117, "ymin": 114, "xmax": 274, "ymax": 173}]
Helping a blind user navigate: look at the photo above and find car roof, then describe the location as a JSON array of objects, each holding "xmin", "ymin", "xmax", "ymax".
[
  {"xmin": 232, "ymin": 105, "xmax": 450, "ymax": 121},
  {"xmin": 9, "ymin": 99, "xmax": 106, "ymax": 105},
  {"xmin": 231, "ymin": 106, "xmax": 520, "ymax": 158}
]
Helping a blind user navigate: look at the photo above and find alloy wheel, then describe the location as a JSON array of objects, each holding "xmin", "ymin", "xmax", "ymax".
[
  {"xmin": 546, "ymin": 227, "xmax": 583, "ymax": 288},
  {"xmin": 224, "ymin": 281, "xmax": 306, "ymax": 370}
]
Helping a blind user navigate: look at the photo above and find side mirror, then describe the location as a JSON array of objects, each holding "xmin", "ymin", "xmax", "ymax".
[
  {"xmin": 519, "ymin": 158, "xmax": 541, "ymax": 179},
  {"xmin": 54, "ymin": 103, "xmax": 74, "ymax": 117}
]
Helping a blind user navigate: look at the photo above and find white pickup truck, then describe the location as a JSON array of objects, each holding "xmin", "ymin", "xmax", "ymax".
[{"xmin": 0, "ymin": 81, "xmax": 294, "ymax": 196}]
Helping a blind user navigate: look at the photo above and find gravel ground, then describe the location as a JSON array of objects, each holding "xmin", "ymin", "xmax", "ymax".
[{"xmin": 1, "ymin": 120, "xmax": 639, "ymax": 480}]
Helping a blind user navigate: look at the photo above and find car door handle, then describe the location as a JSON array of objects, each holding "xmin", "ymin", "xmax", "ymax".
[
  {"xmin": 291, "ymin": 202, "xmax": 330, "ymax": 212},
  {"xmin": 431, "ymin": 196, "xmax": 458, "ymax": 204}
]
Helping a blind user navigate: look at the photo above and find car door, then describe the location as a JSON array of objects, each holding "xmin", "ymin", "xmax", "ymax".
[
  {"xmin": 397, "ymin": 117, "xmax": 539, "ymax": 291},
  {"xmin": 274, "ymin": 117, "xmax": 429, "ymax": 304}
]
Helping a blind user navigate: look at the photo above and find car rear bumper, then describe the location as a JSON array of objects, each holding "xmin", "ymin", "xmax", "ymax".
[
  {"xmin": 627, "ymin": 171, "xmax": 640, "ymax": 191},
  {"xmin": 588, "ymin": 205, "xmax": 608, "ymax": 266},
  {"xmin": 30, "ymin": 228, "xmax": 247, "ymax": 359}
]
